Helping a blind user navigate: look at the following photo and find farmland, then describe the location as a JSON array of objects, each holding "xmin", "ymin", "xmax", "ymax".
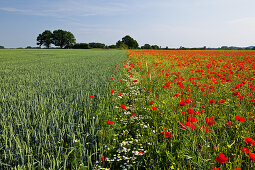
[
  {"xmin": 0, "ymin": 49, "xmax": 126, "ymax": 169},
  {"xmin": 0, "ymin": 49, "xmax": 255, "ymax": 169}
]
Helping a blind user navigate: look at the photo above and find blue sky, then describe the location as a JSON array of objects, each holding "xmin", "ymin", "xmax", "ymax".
[{"xmin": 0, "ymin": 0, "xmax": 255, "ymax": 48}]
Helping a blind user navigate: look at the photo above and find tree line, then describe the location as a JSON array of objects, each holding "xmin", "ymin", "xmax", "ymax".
[{"xmin": 36, "ymin": 30, "xmax": 255, "ymax": 50}]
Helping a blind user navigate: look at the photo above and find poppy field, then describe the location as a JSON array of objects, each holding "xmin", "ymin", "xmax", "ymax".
[
  {"xmin": 0, "ymin": 49, "xmax": 254, "ymax": 169},
  {"xmin": 98, "ymin": 50, "xmax": 255, "ymax": 169}
]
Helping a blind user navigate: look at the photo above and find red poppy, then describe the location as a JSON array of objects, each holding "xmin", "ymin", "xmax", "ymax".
[
  {"xmin": 164, "ymin": 131, "xmax": 172, "ymax": 138},
  {"xmin": 244, "ymin": 137, "xmax": 255, "ymax": 146},
  {"xmin": 178, "ymin": 102, "xmax": 185, "ymax": 106},
  {"xmin": 106, "ymin": 120, "xmax": 113, "ymax": 125},
  {"xmin": 120, "ymin": 104, "xmax": 127, "ymax": 110},
  {"xmin": 118, "ymin": 92, "xmax": 123, "ymax": 96},
  {"xmin": 89, "ymin": 95, "xmax": 94, "ymax": 98},
  {"xmin": 110, "ymin": 77, "xmax": 114, "ymax": 80},
  {"xmin": 152, "ymin": 106, "xmax": 158, "ymax": 111},
  {"xmin": 111, "ymin": 90, "xmax": 114, "ymax": 94},
  {"xmin": 134, "ymin": 80, "xmax": 138, "ymax": 82},
  {"xmin": 211, "ymin": 168, "xmax": 219, "ymax": 170},
  {"xmin": 187, "ymin": 108, "xmax": 194, "ymax": 115},
  {"xmin": 209, "ymin": 99, "xmax": 215, "ymax": 103},
  {"xmin": 120, "ymin": 80, "xmax": 123, "ymax": 82},
  {"xmin": 232, "ymin": 91, "xmax": 240, "ymax": 96},
  {"xmin": 188, "ymin": 117, "xmax": 198, "ymax": 123},
  {"xmin": 216, "ymin": 154, "xmax": 228, "ymax": 163},
  {"xmin": 226, "ymin": 122, "xmax": 233, "ymax": 128},
  {"xmin": 235, "ymin": 116, "xmax": 245, "ymax": 122},
  {"xmin": 200, "ymin": 126, "xmax": 210, "ymax": 133},
  {"xmin": 218, "ymin": 100, "xmax": 225, "ymax": 103},
  {"xmin": 149, "ymin": 101, "xmax": 154, "ymax": 105},
  {"xmin": 130, "ymin": 113, "xmax": 136, "ymax": 117},
  {"xmin": 206, "ymin": 117, "xmax": 215, "ymax": 126},
  {"xmin": 241, "ymin": 147, "xmax": 249, "ymax": 153},
  {"xmin": 100, "ymin": 155, "xmax": 108, "ymax": 162},
  {"xmin": 249, "ymin": 152, "xmax": 255, "ymax": 161}
]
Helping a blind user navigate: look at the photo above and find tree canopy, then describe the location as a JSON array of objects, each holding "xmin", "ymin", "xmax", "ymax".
[
  {"xmin": 37, "ymin": 29, "xmax": 76, "ymax": 48},
  {"xmin": 52, "ymin": 30, "xmax": 76, "ymax": 48},
  {"xmin": 117, "ymin": 35, "xmax": 139, "ymax": 49},
  {"xmin": 36, "ymin": 30, "xmax": 52, "ymax": 48}
]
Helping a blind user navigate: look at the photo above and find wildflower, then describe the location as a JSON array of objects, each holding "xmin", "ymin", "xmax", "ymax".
[
  {"xmin": 244, "ymin": 137, "xmax": 255, "ymax": 146},
  {"xmin": 164, "ymin": 131, "xmax": 172, "ymax": 138},
  {"xmin": 177, "ymin": 102, "xmax": 185, "ymax": 106},
  {"xmin": 200, "ymin": 126, "xmax": 210, "ymax": 133},
  {"xmin": 188, "ymin": 117, "xmax": 198, "ymax": 123},
  {"xmin": 134, "ymin": 80, "xmax": 138, "ymax": 82},
  {"xmin": 110, "ymin": 77, "xmax": 114, "ymax": 80},
  {"xmin": 216, "ymin": 154, "xmax": 228, "ymax": 163},
  {"xmin": 149, "ymin": 101, "xmax": 154, "ymax": 105},
  {"xmin": 211, "ymin": 168, "xmax": 219, "ymax": 170},
  {"xmin": 111, "ymin": 90, "xmax": 114, "ymax": 94},
  {"xmin": 249, "ymin": 152, "xmax": 255, "ymax": 161},
  {"xmin": 120, "ymin": 104, "xmax": 127, "ymax": 110},
  {"xmin": 218, "ymin": 100, "xmax": 225, "ymax": 103},
  {"xmin": 100, "ymin": 155, "xmax": 108, "ymax": 162},
  {"xmin": 206, "ymin": 117, "xmax": 215, "ymax": 126},
  {"xmin": 89, "ymin": 95, "xmax": 94, "ymax": 98},
  {"xmin": 226, "ymin": 122, "xmax": 233, "ymax": 128},
  {"xmin": 241, "ymin": 147, "xmax": 249, "ymax": 153},
  {"xmin": 232, "ymin": 91, "xmax": 240, "ymax": 96},
  {"xmin": 106, "ymin": 120, "xmax": 113, "ymax": 125},
  {"xmin": 130, "ymin": 113, "xmax": 136, "ymax": 117},
  {"xmin": 209, "ymin": 99, "xmax": 215, "ymax": 103},
  {"xmin": 187, "ymin": 108, "xmax": 194, "ymax": 115},
  {"xmin": 235, "ymin": 116, "xmax": 245, "ymax": 122},
  {"xmin": 118, "ymin": 92, "xmax": 123, "ymax": 96},
  {"xmin": 152, "ymin": 106, "xmax": 158, "ymax": 111}
]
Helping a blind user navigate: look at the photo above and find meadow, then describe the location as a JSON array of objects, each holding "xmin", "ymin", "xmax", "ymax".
[
  {"xmin": 0, "ymin": 49, "xmax": 126, "ymax": 169},
  {"xmin": 99, "ymin": 50, "xmax": 254, "ymax": 170},
  {"xmin": 0, "ymin": 49, "xmax": 255, "ymax": 170}
]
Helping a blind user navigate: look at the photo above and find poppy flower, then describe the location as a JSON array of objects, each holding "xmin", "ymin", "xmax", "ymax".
[
  {"xmin": 111, "ymin": 90, "xmax": 114, "ymax": 94},
  {"xmin": 188, "ymin": 117, "xmax": 198, "ymax": 123},
  {"xmin": 218, "ymin": 100, "xmax": 225, "ymax": 103},
  {"xmin": 152, "ymin": 106, "xmax": 158, "ymax": 111},
  {"xmin": 110, "ymin": 77, "xmax": 114, "ymax": 80},
  {"xmin": 200, "ymin": 126, "xmax": 210, "ymax": 133},
  {"xmin": 106, "ymin": 120, "xmax": 113, "ymax": 125},
  {"xmin": 130, "ymin": 113, "xmax": 136, "ymax": 117},
  {"xmin": 118, "ymin": 92, "xmax": 123, "ymax": 96},
  {"xmin": 235, "ymin": 116, "xmax": 245, "ymax": 122},
  {"xmin": 206, "ymin": 117, "xmax": 215, "ymax": 126},
  {"xmin": 241, "ymin": 147, "xmax": 249, "ymax": 153},
  {"xmin": 120, "ymin": 104, "xmax": 127, "ymax": 110},
  {"xmin": 164, "ymin": 131, "xmax": 172, "ymax": 138},
  {"xmin": 244, "ymin": 137, "xmax": 255, "ymax": 146},
  {"xmin": 134, "ymin": 80, "xmax": 138, "ymax": 82},
  {"xmin": 226, "ymin": 122, "xmax": 233, "ymax": 128},
  {"xmin": 178, "ymin": 102, "xmax": 185, "ymax": 106},
  {"xmin": 209, "ymin": 99, "xmax": 215, "ymax": 103},
  {"xmin": 149, "ymin": 101, "xmax": 154, "ymax": 105},
  {"xmin": 100, "ymin": 155, "xmax": 108, "ymax": 162},
  {"xmin": 232, "ymin": 91, "xmax": 240, "ymax": 96},
  {"xmin": 216, "ymin": 154, "xmax": 228, "ymax": 163},
  {"xmin": 249, "ymin": 152, "xmax": 255, "ymax": 161},
  {"xmin": 89, "ymin": 95, "xmax": 94, "ymax": 98},
  {"xmin": 211, "ymin": 168, "xmax": 219, "ymax": 170}
]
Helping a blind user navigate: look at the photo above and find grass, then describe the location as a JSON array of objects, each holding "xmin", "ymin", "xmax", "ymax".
[{"xmin": 0, "ymin": 49, "xmax": 126, "ymax": 169}]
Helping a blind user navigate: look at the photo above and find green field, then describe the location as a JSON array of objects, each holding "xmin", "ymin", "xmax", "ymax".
[{"xmin": 0, "ymin": 49, "xmax": 126, "ymax": 169}]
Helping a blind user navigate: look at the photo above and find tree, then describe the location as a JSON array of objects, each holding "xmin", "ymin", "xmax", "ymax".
[
  {"xmin": 116, "ymin": 40, "xmax": 128, "ymax": 49},
  {"xmin": 121, "ymin": 35, "xmax": 139, "ymax": 49},
  {"xmin": 52, "ymin": 30, "xmax": 76, "ymax": 48},
  {"xmin": 36, "ymin": 30, "xmax": 53, "ymax": 48},
  {"xmin": 141, "ymin": 44, "xmax": 152, "ymax": 49},
  {"xmin": 151, "ymin": 45, "xmax": 159, "ymax": 49},
  {"xmin": 0, "ymin": 46, "xmax": 4, "ymax": 49},
  {"xmin": 89, "ymin": 42, "xmax": 106, "ymax": 48},
  {"xmin": 73, "ymin": 43, "xmax": 90, "ymax": 49}
]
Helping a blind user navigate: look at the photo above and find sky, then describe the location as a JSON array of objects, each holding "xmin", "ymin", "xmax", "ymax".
[{"xmin": 0, "ymin": 0, "xmax": 255, "ymax": 48}]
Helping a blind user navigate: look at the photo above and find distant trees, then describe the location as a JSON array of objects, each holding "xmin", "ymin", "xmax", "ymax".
[
  {"xmin": 141, "ymin": 44, "xmax": 151, "ymax": 49},
  {"xmin": 37, "ymin": 29, "xmax": 76, "ymax": 48},
  {"xmin": 73, "ymin": 43, "xmax": 90, "ymax": 49},
  {"xmin": 0, "ymin": 46, "xmax": 4, "ymax": 49},
  {"xmin": 36, "ymin": 30, "xmax": 52, "ymax": 48},
  {"xmin": 89, "ymin": 42, "xmax": 106, "ymax": 48},
  {"xmin": 116, "ymin": 35, "xmax": 139, "ymax": 49}
]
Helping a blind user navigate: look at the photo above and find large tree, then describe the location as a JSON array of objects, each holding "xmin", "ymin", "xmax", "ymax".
[
  {"xmin": 121, "ymin": 35, "xmax": 139, "ymax": 49},
  {"xmin": 52, "ymin": 30, "xmax": 76, "ymax": 48},
  {"xmin": 36, "ymin": 30, "xmax": 53, "ymax": 48}
]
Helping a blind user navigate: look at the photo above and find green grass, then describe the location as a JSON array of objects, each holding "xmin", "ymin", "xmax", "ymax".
[{"xmin": 0, "ymin": 49, "xmax": 126, "ymax": 169}]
